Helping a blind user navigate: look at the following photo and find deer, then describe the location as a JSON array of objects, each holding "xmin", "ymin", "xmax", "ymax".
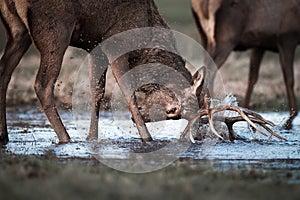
[
  {"xmin": 191, "ymin": 0, "xmax": 300, "ymax": 130},
  {"xmin": 0, "ymin": 0, "xmax": 283, "ymax": 146}
]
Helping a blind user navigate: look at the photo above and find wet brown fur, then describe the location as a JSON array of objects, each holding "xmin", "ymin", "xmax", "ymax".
[{"xmin": 0, "ymin": 0, "xmax": 205, "ymax": 144}]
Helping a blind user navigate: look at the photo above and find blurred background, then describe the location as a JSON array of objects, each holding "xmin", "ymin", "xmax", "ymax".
[{"xmin": 0, "ymin": 0, "xmax": 299, "ymax": 111}]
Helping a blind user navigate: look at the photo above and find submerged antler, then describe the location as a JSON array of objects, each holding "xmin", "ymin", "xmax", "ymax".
[{"xmin": 180, "ymin": 105, "xmax": 286, "ymax": 143}]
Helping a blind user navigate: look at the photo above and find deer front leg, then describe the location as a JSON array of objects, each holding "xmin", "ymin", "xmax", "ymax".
[
  {"xmin": 0, "ymin": 31, "xmax": 32, "ymax": 145},
  {"xmin": 110, "ymin": 55, "xmax": 153, "ymax": 142},
  {"xmin": 129, "ymin": 94, "xmax": 153, "ymax": 141}
]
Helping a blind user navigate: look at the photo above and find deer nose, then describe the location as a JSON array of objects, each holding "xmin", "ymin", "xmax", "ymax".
[{"xmin": 166, "ymin": 107, "xmax": 181, "ymax": 120}]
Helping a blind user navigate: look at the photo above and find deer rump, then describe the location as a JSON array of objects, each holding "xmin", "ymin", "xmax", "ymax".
[{"xmin": 191, "ymin": 0, "xmax": 300, "ymax": 129}]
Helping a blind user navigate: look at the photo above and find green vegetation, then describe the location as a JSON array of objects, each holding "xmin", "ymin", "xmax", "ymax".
[
  {"xmin": 155, "ymin": 0, "xmax": 194, "ymax": 26},
  {"xmin": 155, "ymin": 0, "xmax": 198, "ymax": 38}
]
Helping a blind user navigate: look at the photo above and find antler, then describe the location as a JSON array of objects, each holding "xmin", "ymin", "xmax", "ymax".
[{"xmin": 180, "ymin": 105, "xmax": 286, "ymax": 143}]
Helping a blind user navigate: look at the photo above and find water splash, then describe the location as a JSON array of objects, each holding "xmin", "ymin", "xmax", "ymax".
[{"xmin": 3, "ymin": 107, "xmax": 300, "ymax": 161}]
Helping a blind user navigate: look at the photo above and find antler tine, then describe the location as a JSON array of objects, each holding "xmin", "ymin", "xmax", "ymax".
[
  {"xmin": 241, "ymin": 108, "xmax": 275, "ymax": 126},
  {"xmin": 207, "ymin": 110, "xmax": 224, "ymax": 140},
  {"xmin": 179, "ymin": 101, "xmax": 287, "ymax": 143},
  {"xmin": 210, "ymin": 105, "xmax": 269, "ymax": 137},
  {"xmin": 226, "ymin": 107, "xmax": 286, "ymax": 140},
  {"xmin": 180, "ymin": 105, "xmax": 286, "ymax": 144},
  {"xmin": 224, "ymin": 116, "xmax": 286, "ymax": 140},
  {"xmin": 258, "ymin": 123, "xmax": 286, "ymax": 140},
  {"xmin": 209, "ymin": 107, "xmax": 271, "ymax": 140},
  {"xmin": 180, "ymin": 110, "xmax": 208, "ymax": 143}
]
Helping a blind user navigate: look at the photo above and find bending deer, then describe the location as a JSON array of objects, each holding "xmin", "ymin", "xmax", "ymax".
[
  {"xmin": 191, "ymin": 0, "xmax": 300, "ymax": 129},
  {"xmin": 0, "ymin": 0, "xmax": 283, "ymax": 145},
  {"xmin": 0, "ymin": 0, "xmax": 209, "ymax": 145}
]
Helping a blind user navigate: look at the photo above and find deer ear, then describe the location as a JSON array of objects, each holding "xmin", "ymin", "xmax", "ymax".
[{"xmin": 190, "ymin": 66, "xmax": 207, "ymax": 97}]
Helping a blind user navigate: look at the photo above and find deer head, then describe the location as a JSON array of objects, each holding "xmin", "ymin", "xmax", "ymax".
[{"xmin": 135, "ymin": 67, "xmax": 208, "ymax": 123}]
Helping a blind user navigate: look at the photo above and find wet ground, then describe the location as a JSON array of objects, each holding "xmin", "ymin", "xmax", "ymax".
[
  {"xmin": 3, "ymin": 106, "xmax": 300, "ymax": 179},
  {"xmin": 2, "ymin": 106, "xmax": 300, "ymax": 200}
]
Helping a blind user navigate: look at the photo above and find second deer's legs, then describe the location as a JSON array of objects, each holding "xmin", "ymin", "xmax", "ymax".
[
  {"xmin": 278, "ymin": 39, "xmax": 298, "ymax": 129},
  {"xmin": 243, "ymin": 48, "xmax": 265, "ymax": 108}
]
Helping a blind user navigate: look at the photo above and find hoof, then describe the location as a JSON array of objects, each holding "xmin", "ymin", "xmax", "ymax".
[
  {"xmin": 141, "ymin": 136, "xmax": 153, "ymax": 143},
  {"xmin": 57, "ymin": 133, "xmax": 71, "ymax": 144},
  {"xmin": 282, "ymin": 112, "xmax": 297, "ymax": 130},
  {"xmin": 0, "ymin": 135, "xmax": 9, "ymax": 146},
  {"xmin": 87, "ymin": 130, "xmax": 98, "ymax": 141},
  {"xmin": 86, "ymin": 136, "xmax": 98, "ymax": 142},
  {"xmin": 282, "ymin": 118, "xmax": 293, "ymax": 130},
  {"xmin": 58, "ymin": 138, "xmax": 71, "ymax": 145},
  {"xmin": 282, "ymin": 122, "xmax": 293, "ymax": 130}
]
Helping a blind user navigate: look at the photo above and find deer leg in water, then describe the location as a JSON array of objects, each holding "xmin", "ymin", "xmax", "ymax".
[
  {"xmin": 87, "ymin": 54, "xmax": 107, "ymax": 140},
  {"xmin": 0, "ymin": 30, "xmax": 31, "ymax": 145},
  {"xmin": 34, "ymin": 51, "xmax": 71, "ymax": 143},
  {"xmin": 278, "ymin": 39, "xmax": 298, "ymax": 130},
  {"xmin": 243, "ymin": 49, "xmax": 265, "ymax": 108},
  {"xmin": 32, "ymin": 21, "xmax": 75, "ymax": 143},
  {"xmin": 110, "ymin": 55, "xmax": 153, "ymax": 142}
]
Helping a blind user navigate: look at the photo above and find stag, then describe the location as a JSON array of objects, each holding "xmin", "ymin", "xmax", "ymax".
[
  {"xmin": 191, "ymin": 0, "xmax": 300, "ymax": 129},
  {"xmin": 0, "ymin": 0, "xmax": 283, "ymax": 145}
]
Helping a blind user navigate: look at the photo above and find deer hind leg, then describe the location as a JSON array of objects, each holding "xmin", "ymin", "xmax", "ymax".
[
  {"xmin": 87, "ymin": 54, "xmax": 108, "ymax": 140},
  {"xmin": 31, "ymin": 24, "xmax": 74, "ymax": 143},
  {"xmin": 0, "ymin": 23, "xmax": 32, "ymax": 145},
  {"xmin": 243, "ymin": 48, "xmax": 265, "ymax": 108},
  {"xmin": 278, "ymin": 39, "xmax": 298, "ymax": 129},
  {"xmin": 34, "ymin": 48, "xmax": 71, "ymax": 143},
  {"xmin": 110, "ymin": 55, "xmax": 153, "ymax": 142}
]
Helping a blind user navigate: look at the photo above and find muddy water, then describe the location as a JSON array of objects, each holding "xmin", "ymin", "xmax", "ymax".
[{"xmin": 3, "ymin": 107, "xmax": 300, "ymax": 177}]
